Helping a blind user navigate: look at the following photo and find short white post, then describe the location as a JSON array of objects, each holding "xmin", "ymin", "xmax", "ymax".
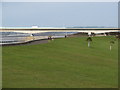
[
  {"xmin": 88, "ymin": 41, "xmax": 90, "ymax": 47},
  {"xmin": 110, "ymin": 45, "xmax": 112, "ymax": 51}
]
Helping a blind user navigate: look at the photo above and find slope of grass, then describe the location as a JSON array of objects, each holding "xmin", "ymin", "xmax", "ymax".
[{"xmin": 2, "ymin": 36, "xmax": 118, "ymax": 88}]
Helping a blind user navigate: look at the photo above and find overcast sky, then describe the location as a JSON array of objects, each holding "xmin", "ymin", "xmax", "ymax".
[{"xmin": 1, "ymin": 2, "xmax": 118, "ymax": 27}]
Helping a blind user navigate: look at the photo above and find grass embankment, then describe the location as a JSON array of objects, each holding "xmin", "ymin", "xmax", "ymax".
[{"xmin": 2, "ymin": 36, "xmax": 118, "ymax": 88}]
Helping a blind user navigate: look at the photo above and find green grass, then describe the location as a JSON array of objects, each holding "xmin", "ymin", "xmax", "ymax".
[{"xmin": 2, "ymin": 36, "xmax": 118, "ymax": 88}]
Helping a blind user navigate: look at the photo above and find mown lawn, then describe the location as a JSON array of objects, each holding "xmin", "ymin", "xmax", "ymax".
[{"xmin": 2, "ymin": 36, "xmax": 118, "ymax": 88}]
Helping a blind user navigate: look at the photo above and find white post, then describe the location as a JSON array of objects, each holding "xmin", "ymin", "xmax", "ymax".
[
  {"xmin": 110, "ymin": 45, "xmax": 112, "ymax": 51},
  {"xmin": 88, "ymin": 41, "xmax": 90, "ymax": 47}
]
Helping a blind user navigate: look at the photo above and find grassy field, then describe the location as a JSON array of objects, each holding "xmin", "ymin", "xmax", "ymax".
[{"xmin": 2, "ymin": 36, "xmax": 118, "ymax": 88}]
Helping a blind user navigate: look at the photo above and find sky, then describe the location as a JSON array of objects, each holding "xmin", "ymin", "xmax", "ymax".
[
  {"xmin": 0, "ymin": 2, "xmax": 2, "ymax": 27},
  {"xmin": 1, "ymin": 0, "xmax": 119, "ymax": 2},
  {"xmin": 118, "ymin": 2, "xmax": 120, "ymax": 28},
  {"xmin": 1, "ymin": 2, "xmax": 118, "ymax": 27}
]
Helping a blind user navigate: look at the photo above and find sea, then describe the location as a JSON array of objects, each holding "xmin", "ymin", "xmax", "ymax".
[{"xmin": 0, "ymin": 31, "xmax": 78, "ymax": 44}]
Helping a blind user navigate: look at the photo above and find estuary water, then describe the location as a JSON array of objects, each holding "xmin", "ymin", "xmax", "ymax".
[{"xmin": 0, "ymin": 32, "xmax": 77, "ymax": 44}]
